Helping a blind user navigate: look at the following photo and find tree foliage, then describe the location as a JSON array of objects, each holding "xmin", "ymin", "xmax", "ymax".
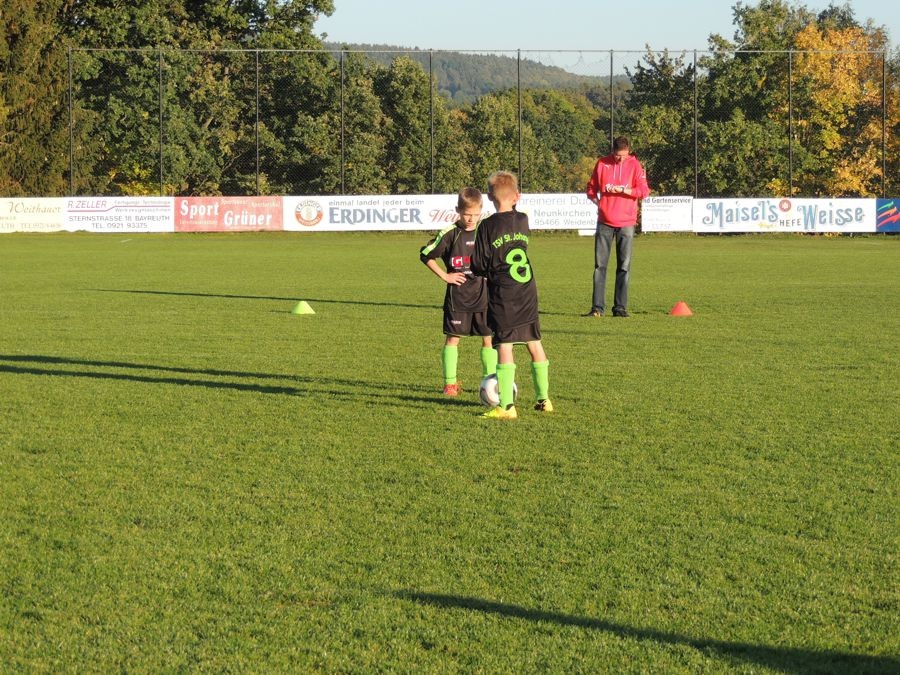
[
  {"xmin": 0, "ymin": 0, "xmax": 72, "ymax": 196},
  {"xmin": 792, "ymin": 19, "xmax": 888, "ymax": 195},
  {"xmin": 0, "ymin": 0, "xmax": 896, "ymax": 198}
]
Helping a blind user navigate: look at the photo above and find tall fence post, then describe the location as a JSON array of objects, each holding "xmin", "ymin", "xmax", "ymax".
[
  {"xmin": 68, "ymin": 48, "xmax": 74, "ymax": 197},
  {"xmin": 340, "ymin": 50, "xmax": 345, "ymax": 194},
  {"xmin": 609, "ymin": 50, "xmax": 614, "ymax": 148},
  {"xmin": 255, "ymin": 49, "xmax": 260, "ymax": 196},
  {"xmin": 693, "ymin": 49, "xmax": 698, "ymax": 198},
  {"xmin": 882, "ymin": 51, "xmax": 887, "ymax": 197},
  {"xmin": 517, "ymin": 49, "xmax": 522, "ymax": 187},
  {"xmin": 788, "ymin": 50, "xmax": 793, "ymax": 196},
  {"xmin": 429, "ymin": 49, "xmax": 434, "ymax": 194},
  {"xmin": 158, "ymin": 48, "xmax": 164, "ymax": 196}
]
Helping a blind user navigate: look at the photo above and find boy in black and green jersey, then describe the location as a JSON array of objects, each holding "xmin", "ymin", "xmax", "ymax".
[
  {"xmin": 472, "ymin": 171, "xmax": 552, "ymax": 419},
  {"xmin": 420, "ymin": 187, "xmax": 497, "ymax": 396}
]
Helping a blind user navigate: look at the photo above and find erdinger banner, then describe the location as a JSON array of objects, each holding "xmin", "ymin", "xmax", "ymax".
[
  {"xmin": 0, "ymin": 198, "xmax": 65, "ymax": 233},
  {"xmin": 284, "ymin": 195, "xmax": 474, "ymax": 232},
  {"xmin": 175, "ymin": 196, "xmax": 283, "ymax": 232},
  {"xmin": 283, "ymin": 193, "xmax": 597, "ymax": 231},
  {"xmin": 694, "ymin": 198, "xmax": 875, "ymax": 233}
]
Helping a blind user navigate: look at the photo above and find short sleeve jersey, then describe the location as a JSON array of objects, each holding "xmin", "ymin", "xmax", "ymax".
[
  {"xmin": 472, "ymin": 209, "xmax": 539, "ymax": 330},
  {"xmin": 419, "ymin": 224, "xmax": 488, "ymax": 313}
]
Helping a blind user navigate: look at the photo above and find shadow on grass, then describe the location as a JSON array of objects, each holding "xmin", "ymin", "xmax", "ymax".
[
  {"xmin": 89, "ymin": 288, "xmax": 575, "ymax": 317},
  {"xmin": 0, "ymin": 354, "xmax": 477, "ymax": 409},
  {"xmin": 90, "ymin": 288, "xmax": 438, "ymax": 311},
  {"xmin": 395, "ymin": 591, "xmax": 898, "ymax": 674},
  {"xmin": 0, "ymin": 353, "xmax": 415, "ymax": 389}
]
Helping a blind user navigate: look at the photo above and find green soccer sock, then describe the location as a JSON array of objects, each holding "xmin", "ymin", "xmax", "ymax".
[
  {"xmin": 531, "ymin": 360, "xmax": 550, "ymax": 401},
  {"xmin": 442, "ymin": 345, "xmax": 458, "ymax": 385},
  {"xmin": 481, "ymin": 347, "xmax": 498, "ymax": 377},
  {"xmin": 497, "ymin": 363, "xmax": 516, "ymax": 409}
]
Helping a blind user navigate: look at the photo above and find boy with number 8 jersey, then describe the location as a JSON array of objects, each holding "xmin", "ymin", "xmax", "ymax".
[{"xmin": 472, "ymin": 171, "xmax": 552, "ymax": 419}]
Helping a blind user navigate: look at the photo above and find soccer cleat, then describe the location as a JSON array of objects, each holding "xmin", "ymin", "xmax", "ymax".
[
  {"xmin": 533, "ymin": 399, "xmax": 554, "ymax": 412},
  {"xmin": 443, "ymin": 383, "xmax": 460, "ymax": 396},
  {"xmin": 583, "ymin": 309, "xmax": 603, "ymax": 317},
  {"xmin": 481, "ymin": 405, "xmax": 518, "ymax": 420},
  {"xmin": 612, "ymin": 308, "xmax": 630, "ymax": 317}
]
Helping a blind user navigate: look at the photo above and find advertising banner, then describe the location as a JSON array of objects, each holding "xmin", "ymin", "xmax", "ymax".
[
  {"xmin": 284, "ymin": 193, "xmax": 597, "ymax": 232},
  {"xmin": 3, "ymin": 194, "xmax": 889, "ymax": 234},
  {"xmin": 175, "ymin": 196, "xmax": 283, "ymax": 232},
  {"xmin": 642, "ymin": 196, "xmax": 693, "ymax": 232},
  {"xmin": 285, "ymin": 195, "xmax": 469, "ymax": 232},
  {"xmin": 517, "ymin": 193, "xmax": 597, "ymax": 230},
  {"xmin": 0, "ymin": 198, "xmax": 66, "ymax": 233},
  {"xmin": 694, "ymin": 198, "xmax": 875, "ymax": 233},
  {"xmin": 65, "ymin": 197, "xmax": 174, "ymax": 233},
  {"xmin": 876, "ymin": 199, "xmax": 900, "ymax": 232}
]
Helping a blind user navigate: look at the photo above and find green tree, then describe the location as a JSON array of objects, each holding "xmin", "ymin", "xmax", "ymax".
[
  {"xmin": 66, "ymin": 0, "xmax": 335, "ymax": 195},
  {"xmin": 694, "ymin": 0, "xmax": 892, "ymax": 197},
  {"xmin": 460, "ymin": 94, "xmax": 519, "ymax": 190},
  {"xmin": 791, "ymin": 14, "xmax": 889, "ymax": 196},
  {"xmin": 460, "ymin": 91, "xmax": 557, "ymax": 192},
  {"xmin": 431, "ymin": 103, "xmax": 472, "ymax": 194},
  {"xmin": 372, "ymin": 55, "xmax": 471, "ymax": 194},
  {"xmin": 341, "ymin": 52, "xmax": 388, "ymax": 194},
  {"xmin": 375, "ymin": 56, "xmax": 432, "ymax": 194},
  {"xmin": 620, "ymin": 49, "xmax": 696, "ymax": 195},
  {"xmin": 0, "ymin": 0, "xmax": 71, "ymax": 196},
  {"xmin": 521, "ymin": 89, "xmax": 601, "ymax": 191}
]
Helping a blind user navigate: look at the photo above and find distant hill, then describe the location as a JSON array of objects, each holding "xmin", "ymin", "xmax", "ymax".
[{"xmin": 324, "ymin": 43, "xmax": 629, "ymax": 105}]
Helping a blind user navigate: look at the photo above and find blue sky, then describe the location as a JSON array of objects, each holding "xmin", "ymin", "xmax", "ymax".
[{"xmin": 315, "ymin": 0, "xmax": 896, "ymax": 56}]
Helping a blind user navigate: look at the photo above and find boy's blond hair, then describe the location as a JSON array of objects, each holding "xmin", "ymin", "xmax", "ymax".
[
  {"xmin": 487, "ymin": 171, "xmax": 519, "ymax": 202},
  {"xmin": 457, "ymin": 187, "xmax": 483, "ymax": 210}
]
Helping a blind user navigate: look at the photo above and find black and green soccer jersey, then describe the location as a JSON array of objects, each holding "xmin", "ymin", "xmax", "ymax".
[
  {"xmin": 472, "ymin": 209, "xmax": 539, "ymax": 331},
  {"xmin": 419, "ymin": 224, "xmax": 488, "ymax": 313}
]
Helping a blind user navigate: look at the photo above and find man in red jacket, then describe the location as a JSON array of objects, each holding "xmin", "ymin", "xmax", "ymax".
[{"xmin": 585, "ymin": 136, "xmax": 650, "ymax": 317}]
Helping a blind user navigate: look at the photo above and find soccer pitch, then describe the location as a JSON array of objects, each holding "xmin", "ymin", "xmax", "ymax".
[{"xmin": 1, "ymin": 231, "xmax": 897, "ymax": 671}]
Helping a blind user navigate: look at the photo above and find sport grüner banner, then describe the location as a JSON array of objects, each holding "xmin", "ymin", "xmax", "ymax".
[{"xmin": 1, "ymin": 195, "xmax": 890, "ymax": 234}]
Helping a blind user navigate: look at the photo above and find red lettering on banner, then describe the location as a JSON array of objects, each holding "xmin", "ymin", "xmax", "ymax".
[{"xmin": 175, "ymin": 197, "xmax": 284, "ymax": 232}]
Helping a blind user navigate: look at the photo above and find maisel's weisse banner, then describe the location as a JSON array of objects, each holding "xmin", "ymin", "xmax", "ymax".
[
  {"xmin": 694, "ymin": 198, "xmax": 876, "ymax": 233},
  {"xmin": 0, "ymin": 195, "xmax": 893, "ymax": 233}
]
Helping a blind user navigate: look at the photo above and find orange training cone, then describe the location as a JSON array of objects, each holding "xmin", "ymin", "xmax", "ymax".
[{"xmin": 669, "ymin": 301, "xmax": 693, "ymax": 316}]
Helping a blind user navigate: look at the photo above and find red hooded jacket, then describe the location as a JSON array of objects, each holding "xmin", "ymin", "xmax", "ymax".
[{"xmin": 586, "ymin": 153, "xmax": 650, "ymax": 227}]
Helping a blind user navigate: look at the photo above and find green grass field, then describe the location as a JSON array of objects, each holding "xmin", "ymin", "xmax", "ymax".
[{"xmin": 1, "ymin": 231, "xmax": 897, "ymax": 672}]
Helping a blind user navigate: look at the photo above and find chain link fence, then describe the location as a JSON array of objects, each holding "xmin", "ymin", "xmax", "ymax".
[{"xmin": 57, "ymin": 48, "xmax": 897, "ymax": 198}]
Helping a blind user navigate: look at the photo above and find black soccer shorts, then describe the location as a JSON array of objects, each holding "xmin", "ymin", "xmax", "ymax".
[
  {"xmin": 443, "ymin": 309, "xmax": 492, "ymax": 337},
  {"xmin": 492, "ymin": 319, "xmax": 541, "ymax": 345}
]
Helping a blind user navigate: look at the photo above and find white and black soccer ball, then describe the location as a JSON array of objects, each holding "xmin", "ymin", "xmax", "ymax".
[{"xmin": 479, "ymin": 374, "xmax": 518, "ymax": 408}]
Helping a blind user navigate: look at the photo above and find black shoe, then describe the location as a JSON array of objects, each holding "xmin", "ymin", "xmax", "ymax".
[
  {"xmin": 583, "ymin": 309, "xmax": 603, "ymax": 317},
  {"xmin": 612, "ymin": 308, "xmax": 630, "ymax": 317}
]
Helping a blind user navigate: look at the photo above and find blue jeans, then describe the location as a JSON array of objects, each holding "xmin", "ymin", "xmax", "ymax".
[{"xmin": 592, "ymin": 223, "xmax": 634, "ymax": 313}]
